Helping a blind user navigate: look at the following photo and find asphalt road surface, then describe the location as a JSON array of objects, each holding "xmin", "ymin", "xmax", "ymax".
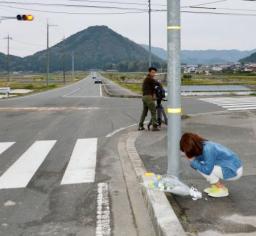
[{"xmin": 0, "ymin": 74, "xmax": 226, "ymax": 236}]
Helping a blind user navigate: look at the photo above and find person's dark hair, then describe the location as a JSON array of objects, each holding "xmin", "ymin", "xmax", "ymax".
[
  {"xmin": 148, "ymin": 67, "xmax": 157, "ymax": 72},
  {"xmin": 180, "ymin": 133, "xmax": 207, "ymax": 159}
]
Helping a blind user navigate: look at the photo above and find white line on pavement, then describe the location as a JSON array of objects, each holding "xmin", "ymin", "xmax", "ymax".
[
  {"xmin": 100, "ymin": 84, "xmax": 103, "ymax": 97},
  {"xmin": 0, "ymin": 140, "xmax": 56, "ymax": 189},
  {"xmin": 105, "ymin": 124, "xmax": 137, "ymax": 138},
  {"xmin": 96, "ymin": 183, "xmax": 111, "ymax": 236},
  {"xmin": 228, "ymin": 106, "xmax": 256, "ymax": 111},
  {"xmin": 63, "ymin": 96, "xmax": 107, "ymax": 98},
  {"xmin": 63, "ymin": 88, "xmax": 81, "ymax": 97},
  {"xmin": 61, "ymin": 138, "xmax": 97, "ymax": 185},
  {"xmin": 0, "ymin": 142, "xmax": 15, "ymax": 155}
]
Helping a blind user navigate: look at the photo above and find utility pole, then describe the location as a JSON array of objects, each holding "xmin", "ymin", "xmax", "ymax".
[
  {"xmin": 62, "ymin": 36, "xmax": 66, "ymax": 84},
  {"xmin": 148, "ymin": 0, "xmax": 152, "ymax": 67},
  {"xmin": 71, "ymin": 51, "xmax": 75, "ymax": 81},
  {"xmin": 46, "ymin": 21, "xmax": 57, "ymax": 86},
  {"xmin": 46, "ymin": 22, "xmax": 50, "ymax": 87},
  {"xmin": 167, "ymin": 0, "xmax": 182, "ymax": 177},
  {"xmin": 4, "ymin": 35, "xmax": 12, "ymax": 82}
]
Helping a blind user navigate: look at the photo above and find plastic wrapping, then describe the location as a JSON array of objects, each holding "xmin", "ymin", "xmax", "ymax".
[{"xmin": 143, "ymin": 173, "xmax": 202, "ymax": 200}]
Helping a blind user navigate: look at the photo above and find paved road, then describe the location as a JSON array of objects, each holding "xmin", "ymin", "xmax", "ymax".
[
  {"xmin": 0, "ymin": 74, "xmax": 156, "ymax": 236},
  {"xmin": 0, "ymin": 73, "xmax": 230, "ymax": 236}
]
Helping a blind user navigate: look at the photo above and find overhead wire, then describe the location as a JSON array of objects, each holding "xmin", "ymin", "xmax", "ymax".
[
  {"xmin": 0, "ymin": 4, "xmax": 147, "ymax": 15},
  {"xmin": 68, "ymin": 0, "xmax": 166, "ymax": 7},
  {"xmin": 0, "ymin": 0, "xmax": 256, "ymax": 16},
  {"xmin": 0, "ymin": 1, "xmax": 152, "ymax": 11}
]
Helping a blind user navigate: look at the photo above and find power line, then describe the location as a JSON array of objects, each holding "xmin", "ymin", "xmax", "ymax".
[
  {"xmin": 180, "ymin": 10, "xmax": 256, "ymax": 16},
  {"xmin": 188, "ymin": 0, "xmax": 228, "ymax": 7},
  {"xmin": 69, "ymin": 0, "xmax": 166, "ymax": 7},
  {"xmin": 1, "ymin": 2, "xmax": 256, "ymax": 17},
  {"xmin": 0, "ymin": 4, "xmax": 147, "ymax": 15},
  {"xmin": 0, "ymin": 1, "xmax": 151, "ymax": 11}
]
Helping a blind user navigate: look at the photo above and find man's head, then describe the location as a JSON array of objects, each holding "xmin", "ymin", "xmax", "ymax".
[{"xmin": 148, "ymin": 67, "xmax": 157, "ymax": 77}]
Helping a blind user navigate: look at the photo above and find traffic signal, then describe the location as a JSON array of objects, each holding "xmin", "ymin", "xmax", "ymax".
[{"xmin": 16, "ymin": 15, "xmax": 34, "ymax": 21}]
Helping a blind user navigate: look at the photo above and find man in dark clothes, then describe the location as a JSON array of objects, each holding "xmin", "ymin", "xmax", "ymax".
[{"xmin": 138, "ymin": 67, "xmax": 160, "ymax": 131}]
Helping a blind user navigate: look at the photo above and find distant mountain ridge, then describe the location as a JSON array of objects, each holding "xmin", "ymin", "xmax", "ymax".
[
  {"xmin": 0, "ymin": 26, "xmax": 162, "ymax": 72},
  {"xmin": 1, "ymin": 27, "xmax": 255, "ymax": 73},
  {"xmin": 240, "ymin": 52, "xmax": 256, "ymax": 63},
  {"xmin": 141, "ymin": 44, "xmax": 256, "ymax": 64}
]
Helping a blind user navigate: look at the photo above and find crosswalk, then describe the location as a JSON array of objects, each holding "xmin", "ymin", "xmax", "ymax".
[
  {"xmin": 200, "ymin": 96, "xmax": 256, "ymax": 111},
  {"xmin": 0, "ymin": 139, "xmax": 98, "ymax": 190}
]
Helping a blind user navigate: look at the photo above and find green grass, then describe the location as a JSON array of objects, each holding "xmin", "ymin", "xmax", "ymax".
[
  {"xmin": 0, "ymin": 72, "xmax": 88, "ymax": 96},
  {"xmin": 102, "ymin": 72, "xmax": 256, "ymax": 94},
  {"xmin": 182, "ymin": 74, "xmax": 256, "ymax": 86}
]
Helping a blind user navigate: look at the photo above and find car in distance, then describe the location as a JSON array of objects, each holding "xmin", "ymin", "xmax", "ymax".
[{"xmin": 94, "ymin": 78, "xmax": 102, "ymax": 84}]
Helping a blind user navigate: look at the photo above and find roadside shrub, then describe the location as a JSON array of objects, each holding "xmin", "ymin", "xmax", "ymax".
[
  {"xmin": 183, "ymin": 74, "xmax": 192, "ymax": 79},
  {"xmin": 24, "ymin": 84, "xmax": 34, "ymax": 89}
]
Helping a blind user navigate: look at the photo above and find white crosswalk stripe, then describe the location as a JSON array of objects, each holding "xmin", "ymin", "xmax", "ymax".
[
  {"xmin": 0, "ymin": 138, "xmax": 98, "ymax": 189},
  {"xmin": 61, "ymin": 138, "xmax": 97, "ymax": 185},
  {"xmin": 0, "ymin": 142, "xmax": 15, "ymax": 155},
  {"xmin": 200, "ymin": 97, "xmax": 256, "ymax": 111},
  {"xmin": 0, "ymin": 140, "xmax": 57, "ymax": 189}
]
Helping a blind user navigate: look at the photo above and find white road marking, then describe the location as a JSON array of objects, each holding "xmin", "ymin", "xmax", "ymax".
[
  {"xmin": 96, "ymin": 183, "xmax": 111, "ymax": 236},
  {"xmin": 62, "ymin": 96, "xmax": 107, "ymax": 98},
  {"xmin": 100, "ymin": 84, "xmax": 103, "ymax": 97},
  {"xmin": 105, "ymin": 124, "xmax": 137, "ymax": 138},
  {"xmin": 0, "ymin": 77, "xmax": 89, "ymax": 102},
  {"xmin": 63, "ymin": 88, "xmax": 81, "ymax": 97},
  {"xmin": 61, "ymin": 138, "xmax": 97, "ymax": 185},
  {"xmin": 0, "ymin": 140, "xmax": 56, "ymax": 189},
  {"xmin": 200, "ymin": 97, "xmax": 256, "ymax": 111},
  {"xmin": 0, "ymin": 142, "xmax": 15, "ymax": 155},
  {"xmin": 0, "ymin": 107, "xmax": 100, "ymax": 112},
  {"xmin": 228, "ymin": 106, "xmax": 256, "ymax": 111}
]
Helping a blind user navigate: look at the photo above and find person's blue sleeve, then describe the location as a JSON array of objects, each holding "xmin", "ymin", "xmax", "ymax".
[{"xmin": 190, "ymin": 144, "xmax": 216, "ymax": 175}]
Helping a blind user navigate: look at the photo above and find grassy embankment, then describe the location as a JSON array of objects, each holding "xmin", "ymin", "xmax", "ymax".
[
  {"xmin": 0, "ymin": 72, "xmax": 88, "ymax": 96},
  {"xmin": 102, "ymin": 72, "xmax": 256, "ymax": 94}
]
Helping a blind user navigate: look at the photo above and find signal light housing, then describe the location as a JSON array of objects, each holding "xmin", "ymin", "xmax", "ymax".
[{"xmin": 16, "ymin": 15, "xmax": 34, "ymax": 21}]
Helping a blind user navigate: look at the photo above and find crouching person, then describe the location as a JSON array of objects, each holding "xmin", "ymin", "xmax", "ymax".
[{"xmin": 180, "ymin": 132, "xmax": 243, "ymax": 198}]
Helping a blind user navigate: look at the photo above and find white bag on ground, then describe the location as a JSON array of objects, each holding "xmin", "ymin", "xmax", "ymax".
[{"xmin": 143, "ymin": 173, "xmax": 202, "ymax": 200}]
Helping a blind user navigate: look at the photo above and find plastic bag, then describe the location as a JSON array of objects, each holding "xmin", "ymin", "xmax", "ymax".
[{"xmin": 143, "ymin": 173, "xmax": 202, "ymax": 200}]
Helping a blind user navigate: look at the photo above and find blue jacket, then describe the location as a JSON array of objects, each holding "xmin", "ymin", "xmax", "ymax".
[{"xmin": 191, "ymin": 141, "xmax": 242, "ymax": 179}]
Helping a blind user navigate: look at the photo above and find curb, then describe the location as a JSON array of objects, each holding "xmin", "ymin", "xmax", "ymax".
[
  {"xmin": 101, "ymin": 78, "xmax": 142, "ymax": 98},
  {"xmin": 126, "ymin": 131, "xmax": 187, "ymax": 236}
]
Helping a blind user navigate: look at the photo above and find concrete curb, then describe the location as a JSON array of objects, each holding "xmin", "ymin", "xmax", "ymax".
[
  {"xmin": 126, "ymin": 131, "xmax": 187, "ymax": 236},
  {"xmin": 101, "ymin": 78, "xmax": 142, "ymax": 98}
]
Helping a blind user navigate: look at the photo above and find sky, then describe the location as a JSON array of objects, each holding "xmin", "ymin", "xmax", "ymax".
[{"xmin": 0, "ymin": 0, "xmax": 256, "ymax": 57}]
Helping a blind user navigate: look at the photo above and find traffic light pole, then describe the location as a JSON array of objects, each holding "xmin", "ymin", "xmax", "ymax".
[{"xmin": 167, "ymin": 0, "xmax": 182, "ymax": 177}]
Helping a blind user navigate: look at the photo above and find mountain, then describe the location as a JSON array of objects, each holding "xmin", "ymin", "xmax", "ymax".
[
  {"xmin": 0, "ymin": 52, "xmax": 24, "ymax": 71},
  {"xmin": 141, "ymin": 45, "xmax": 167, "ymax": 61},
  {"xmin": 240, "ymin": 52, "xmax": 256, "ymax": 63},
  {"xmin": 181, "ymin": 50, "xmax": 256, "ymax": 65},
  {"xmin": 0, "ymin": 26, "xmax": 163, "ymax": 72},
  {"xmin": 141, "ymin": 45, "xmax": 256, "ymax": 64}
]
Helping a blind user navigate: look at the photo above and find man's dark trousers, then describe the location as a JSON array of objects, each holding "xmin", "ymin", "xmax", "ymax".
[{"xmin": 139, "ymin": 95, "xmax": 157, "ymax": 127}]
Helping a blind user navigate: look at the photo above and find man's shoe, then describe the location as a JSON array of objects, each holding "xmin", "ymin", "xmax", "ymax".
[
  {"xmin": 152, "ymin": 127, "xmax": 160, "ymax": 131},
  {"xmin": 138, "ymin": 126, "xmax": 145, "ymax": 131},
  {"xmin": 208, "ymin": 187, "xmax": 229, "ymax": 198}
]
